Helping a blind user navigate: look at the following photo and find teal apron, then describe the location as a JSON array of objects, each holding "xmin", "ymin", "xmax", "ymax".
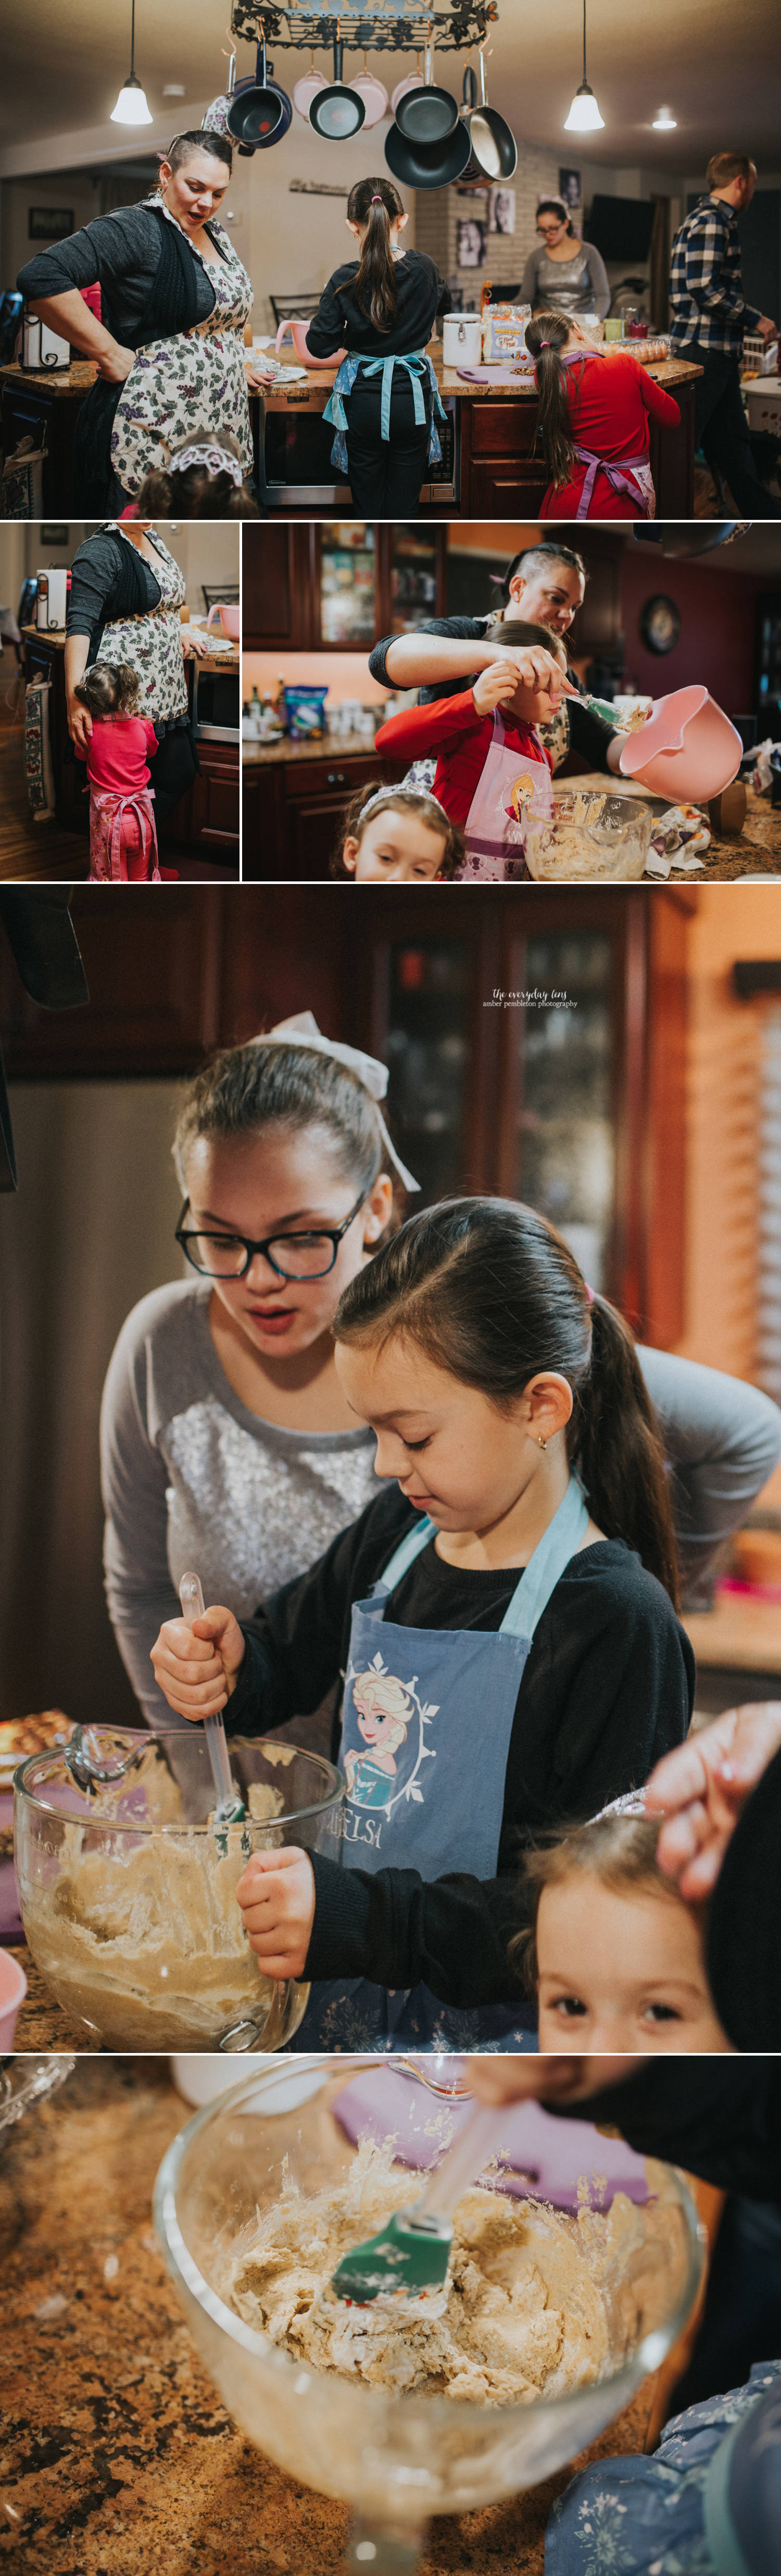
[
  {"xmin": 324, "ymin": 346, "xmax": 446, "ymax": 476},
  {"xmin": 292, "ymin": 1475, "xmax": 590, "ymax": 2051}
]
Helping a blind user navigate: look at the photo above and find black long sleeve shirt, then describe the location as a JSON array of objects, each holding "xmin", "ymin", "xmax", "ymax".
[
  {"xmin": 306, "ymin": 250, "xmax": 447, "ymax": 360},
  {"xmin": 227, "ymin": 1482, "xmax": 694, "ymax": 2005},
  {"xmin": 565, "ymin": 2061, "xmax": 781, "ymax": 2203},
  {"xmin": 368, "ymin": 616, "xmax": 618, "ymax": 773}
]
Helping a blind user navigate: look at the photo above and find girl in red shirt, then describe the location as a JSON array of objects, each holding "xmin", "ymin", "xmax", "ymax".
[
  {"xmin": 374, "ymin": 621, "xmax": 575, "ymax": 880},
  {"xmin": 73, "ymin": 661, "xmax": 161, "ymax": 882},
  {"xmin": 525, "ymin": 309, "xmax": 681, "ymax": 519}
]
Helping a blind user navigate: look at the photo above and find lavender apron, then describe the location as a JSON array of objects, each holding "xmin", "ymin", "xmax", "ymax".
[
  {"xmin": 454, "ymin": 708, "xmax": 553, "ymax": 882},
  {"xmin": 89, "ymin": 784, "xmax": 160, "ymax": 882},
  {"xmin": 291, "ymin": 1475, "xmax": 590, "ymax": 2052},
  {"xmin": 572, "ymin": 444, "xmax": 656, "ymax": 518}
]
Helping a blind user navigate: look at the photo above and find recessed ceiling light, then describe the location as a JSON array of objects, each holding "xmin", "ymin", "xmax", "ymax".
[
  {"xmin": 652, "ymin": 108, "xmax": 677, "ymax": 128},
  {"xmin": 163, "ymin": 84, "xmax": 185, "ymax": 97}
]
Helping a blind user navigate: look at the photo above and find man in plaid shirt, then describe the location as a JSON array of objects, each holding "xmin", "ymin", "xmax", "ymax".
[{"xmin": 670, "ymin": 151, "xmax": 779, "ymax": 517}]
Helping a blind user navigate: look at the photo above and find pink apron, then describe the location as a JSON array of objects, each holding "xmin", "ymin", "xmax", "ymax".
[
  {"xmin": 89, "ymin": 786, "xmax": 160, "ymax": 883},
  {"xmin": 572, "ymin": 445, "xmax": 656, "ymax": 518},
  {"xmin": 454, "ymin": 711, "xmax": 553, "ymax": 882}
]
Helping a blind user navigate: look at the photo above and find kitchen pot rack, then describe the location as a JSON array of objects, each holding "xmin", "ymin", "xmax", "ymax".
[{"xmin": 231, "ymin": 3, "xmax": 498, "ymax": 49}]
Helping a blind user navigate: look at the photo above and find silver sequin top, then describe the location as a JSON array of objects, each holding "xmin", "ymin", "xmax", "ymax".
[{"xmin": 100, "ymin": 1279, "xmax": 377, "ymax": 1727}]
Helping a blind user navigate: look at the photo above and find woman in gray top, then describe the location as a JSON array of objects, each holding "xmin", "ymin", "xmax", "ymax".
[
  {"xmin": 101, "ymin": 1014, "xmax": 781, "ymax": 1734},
  {"xmin": 521, "ymin": 195, "xmax": 610, "ymax": 321}
]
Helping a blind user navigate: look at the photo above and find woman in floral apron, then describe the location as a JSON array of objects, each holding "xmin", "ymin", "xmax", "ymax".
[
  {"xmin": 19, "ymin": 132, "xmax": 273, "ymax": 512},
  {"xmin": 64, "ymin": 519, "xmax": 207, "ymax": 835},
  {"xmin": 525, "ymin": 310, "xmax": 682, "ymax": 519}
]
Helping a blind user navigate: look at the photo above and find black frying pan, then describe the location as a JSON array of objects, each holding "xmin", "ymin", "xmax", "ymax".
[
  {"xmin": 226, "ymin": 38, "xmax": 284, "ymax": 146},
  {"xmin": 309, "ymin": 38, "xmax": 366, "ymax": 138},
  {"xmin": 395, "ymin": 42, "xmax": 458, "ymax": 144},
  {"xmin": 385, "ymin": 115, "xmax": 471, "ymax": 191}
]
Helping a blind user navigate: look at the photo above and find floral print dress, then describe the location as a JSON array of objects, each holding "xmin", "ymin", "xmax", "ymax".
[
  {"xmin": 109, "ymin": 201, "xmax": 253, "ymax": 499},
  {"xmin": 95, "ymin": 528, "xmax": 188, "ymax": 724}
]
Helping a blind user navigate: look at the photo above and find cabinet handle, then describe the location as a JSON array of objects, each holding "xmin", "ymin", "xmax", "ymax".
[{"xmin": 327, "ymin": 769, "xmax": 346, "ymax": 786}]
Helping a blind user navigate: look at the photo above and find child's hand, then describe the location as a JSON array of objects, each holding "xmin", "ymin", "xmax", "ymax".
[
  {"xmin": 235, "ymin": 1846, "xmax": 316, "ymax": 1979},
  {"xmin": 472, "ymin": 659, "xmax": 524, "ymax": 715},
  {"xmin": 467, "ymin": 2054, "xmax": 635, "ymax": 2104},
  {"xmin": 646, "ymin": 1700, "xmax": 781, "ymax": 1898},
  {"xmin": 149, "ymin": 1606, "xmax": 245, "ymax": 1718}
]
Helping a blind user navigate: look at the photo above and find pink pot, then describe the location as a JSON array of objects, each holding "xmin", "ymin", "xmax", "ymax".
[
  {"xmin": 351, "ymin": 68, "xmax": 389, "ymax": 126},
  {"xmin": 292, "ymin": 65, "xmax": 326, "ymax": 120},
  {"xmin": 206, "ymin": 602, "xmax": 241, "ymax": 643},
  {"xmin": 0, "ymin": 1946, "xmax": 27, "ymax": 2047},
  {"xmin": 274, "ymin": 318, "xmax": 347, "ymax": 368},
  {"xmin": 391, "ymin": 69, "xmax": 425, "ymax": 112},
  {"xmin": 618, "ymin": 686, "xmax": 743, "ymax": 802}
]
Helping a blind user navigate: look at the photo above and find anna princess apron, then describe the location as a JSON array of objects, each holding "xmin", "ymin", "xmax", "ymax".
[
  {"xmin": 454, "ymin": 710, "xmax": 553, "ymax": 882},
  {"xmin": 293, "ymin": 1475, "xmax": 591, "ymax": 2052},
  {"xmin": 110, "ymin": 206, "xmax": 254, "ymax": 499}
]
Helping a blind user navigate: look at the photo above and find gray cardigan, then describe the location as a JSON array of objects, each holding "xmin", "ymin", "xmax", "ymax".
[{"xmin": 18, "ymin": 202, "xmax": 219, "ymax": 338}]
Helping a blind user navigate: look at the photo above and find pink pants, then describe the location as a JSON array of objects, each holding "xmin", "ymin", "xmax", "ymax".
[{"xmin": 89, "ymin": 787, "xmax": 160, "ymax": 882}]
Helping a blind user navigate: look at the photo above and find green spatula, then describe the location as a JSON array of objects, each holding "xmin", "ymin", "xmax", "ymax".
[{"xmin": 323, "ymin": 2102, "xmax": 506, "ymax": 2322}]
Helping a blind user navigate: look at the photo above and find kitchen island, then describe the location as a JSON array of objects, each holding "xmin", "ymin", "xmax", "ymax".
[
  {"xmin": 1, "ymin": 2055, "xmax": 681, "ymax": 2576},
  {"xmin": 20, "ymin": 625, "xmax": 240, "ymax": 877},
  {"xmin": 255, "ymin": 342, "xmax": 703, "ymax": 519}
]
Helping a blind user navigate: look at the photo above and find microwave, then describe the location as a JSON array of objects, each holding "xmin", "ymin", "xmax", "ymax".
[
  {"xmin": 261, "ymin": 394, "xmax": 459, "ymax": 509},
  {"xmin": 192, "ymin": 663, "xmax": 240, "ymax": 742}
]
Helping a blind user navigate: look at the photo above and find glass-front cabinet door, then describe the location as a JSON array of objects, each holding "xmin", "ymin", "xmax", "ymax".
[
  {"xmin": 389, "ymin": 527, "xmax": 442, "ymax": 634},
  {"xmin": 319, "ymin": 523, "xmax": 378, "ymax": 645},
  {"xmin": 501, "ymin": 929, "xmax": 616, "ymax": 1294}
]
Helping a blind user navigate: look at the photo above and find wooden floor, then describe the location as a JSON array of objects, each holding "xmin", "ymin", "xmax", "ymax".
[{"xmin": 0, "ymin": 703, "xmax": 89, "ymax": 882}]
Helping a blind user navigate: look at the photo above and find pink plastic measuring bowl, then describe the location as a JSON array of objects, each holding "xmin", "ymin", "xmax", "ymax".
[
  {"xmin": 206, "ymin": 602, "xmax": 241, "ymax": 643},
  {"xmin": 618, "ymin": 686, "xmax": 743, "ymax": 802},
  {"xmin": 274, "ymin": 318, "xmax": 347, "ymax": 368}
]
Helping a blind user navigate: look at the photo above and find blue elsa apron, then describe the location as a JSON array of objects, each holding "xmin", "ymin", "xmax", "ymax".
[
  {"xmin": 291, "ymin": 1475, "xmax": 590, "ymax": 2052},
  {"xmin": 324, "ymin": 349, "xmax": 446, "ymax": 475}
]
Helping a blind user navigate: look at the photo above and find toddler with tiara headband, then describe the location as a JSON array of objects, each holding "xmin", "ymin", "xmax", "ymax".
[
  {"xmin": 331, "ymin": 781, "xmax": 464, "ymax": 881},
  {"xmin": 517, "ymin": 1803, "xmax": 732, "ymax": 2051}
]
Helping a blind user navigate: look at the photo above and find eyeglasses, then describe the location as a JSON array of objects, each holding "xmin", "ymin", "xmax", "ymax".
[
  {"xmin": 175, "ymin": 1184, "xmax": 373, "ymax": 1280},
  {"xmin": 537, "ymin": 221, "xmax": 565, "ymax": 237}
]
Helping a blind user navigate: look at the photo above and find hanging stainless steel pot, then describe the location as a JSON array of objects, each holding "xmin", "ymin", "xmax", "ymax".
[
  {"xmin": 470, "ymin": 48, "xmax": 518, "ymax": 178},
  {"xmin": 309, "ymin": 33, "xmax": 366, "ymax": 138},
  {"xmin": 394, "ymin": 39, "xmax": 457, "ymax": 144}
]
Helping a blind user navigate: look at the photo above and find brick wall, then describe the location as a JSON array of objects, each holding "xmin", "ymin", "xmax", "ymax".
[{"xmin": 416, "ymin": 140, "xmax": 567, "ymax": 302}]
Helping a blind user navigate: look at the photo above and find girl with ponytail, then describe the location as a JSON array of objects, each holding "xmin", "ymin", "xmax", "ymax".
[
  {"xmin": 305, "ymin": 177, "xmax": 448, "ymax": 513},
  {"xmin": 152, "ymin": 1193, "xmax": 695, "ymax": 2051},
  {"xmin": 525, "ymin": 309, "xmax": 682, "ymax": 518}
]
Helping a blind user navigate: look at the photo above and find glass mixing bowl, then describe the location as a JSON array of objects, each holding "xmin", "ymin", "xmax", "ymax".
[
  {"xmin": 154, "ymin": 2060, "xmax": 704, "ymax": 2566},
  {"xmin": 14, "ymin": 1728, "xmax": 344, "ymax": 2052},
  {"xmin": 524, "ymin": 792, "xmax": 653, "ymax": 881}
]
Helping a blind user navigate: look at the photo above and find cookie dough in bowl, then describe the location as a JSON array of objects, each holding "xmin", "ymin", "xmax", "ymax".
[
  {"xmin": 14, "ymin": 1728, "xmax": 344, "ymax": 2050},
  {"xmin": 153, "ymin": 2060, "xmax": 705, "ymax": 2543}
]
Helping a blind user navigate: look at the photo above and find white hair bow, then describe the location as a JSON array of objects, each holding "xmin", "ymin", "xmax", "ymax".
[{"xmin": 257, "ymin": 1011, "xmax": 420, "ymax": 1193}]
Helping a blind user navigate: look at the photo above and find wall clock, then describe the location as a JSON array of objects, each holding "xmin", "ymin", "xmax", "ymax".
[{"xmin": 640, "ymin": 594, "xmax": 681, "ymax": 654}]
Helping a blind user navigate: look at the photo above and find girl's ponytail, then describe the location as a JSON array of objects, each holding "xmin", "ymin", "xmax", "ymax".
[
  {"xmin": 342, "ymin": 177, "xmax": 402, "ymax": 334},
  {"xmin": 525, "ymin": 310, "xmax": 581, "ymax": 490},
  {"xmin": 574, "ymin": 1295, "xmax": 679, "ymax": 1606}
]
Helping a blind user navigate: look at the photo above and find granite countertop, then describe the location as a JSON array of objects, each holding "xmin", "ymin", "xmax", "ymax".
[
  {"xmin": 254, "ymin": 344, "xmax": 702, "ymax": 406},
  {"xmin": 0, "ymin": 359, "xmax": 96, "ymax": 396},
  {"xmin": 21, "ymin": 626, "xmax": 238, "ymax": 673},
  {"xmin": 1, "ymin": 2057, "xmax": 662, "ymax": 2576},
  {"xmin": 242, "ymin": 730, "xmax": 382, "ymax": 766},
  {"xmin": 554, "ymin": 774, "xmax": 780, "ymax": 881}
]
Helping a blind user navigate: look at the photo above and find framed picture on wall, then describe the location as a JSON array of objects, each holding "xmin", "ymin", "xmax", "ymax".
[
  {"xmin": 488, "ymin": 186, "xmax": 515, "ymax": 235},
  {"xmin": 559, "ymin": 169, "xmax": 582, "ymax": 212},
  {"xmin": 457, "ymin": 216, "xmax": 488, "ymax": 269},
  {"xmin": 28, "ymin": 208, "xmax": 73, "ymax": 240}
]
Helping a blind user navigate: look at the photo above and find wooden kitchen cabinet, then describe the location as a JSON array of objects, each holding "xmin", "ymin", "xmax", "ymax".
[
  {"xmin": 242, "ymin": 751, "xmax": 409, "ymax": 880},
  {"xmin": 242, "ymin": 525, "xmax": 447, "ymax": 652},
  {"xmin": 167, "ymin": 743, "xmax": 240, "ymax": 852},
  {"xmin": 1, "ymin": 887, "xmax": 690, "ymax": 1346}
]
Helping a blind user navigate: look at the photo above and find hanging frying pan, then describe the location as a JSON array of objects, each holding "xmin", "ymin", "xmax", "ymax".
[
  {"xmin": 226, "ymin": 36, "xmax": 284, "ymax": 146},
  {"xmin": 293, "ymin": 52, "xmax": 325, "ymax": 121},
  {"xmin": 385, "ymin": 114, "xmax": 471, "ymax": 191},
  {"xmin": 460, "ymin": 65, "xmax": 500, "ymax": 178},
  {"xmin": 309, "ymin": 31, "xmax": 366, "ymax": 138},
  {"xmin": 395, "ymin": 40, "xmax": 457, "ymax": 144},
  {"xmin": 471, "ymin": 47, "xmax": 518, "ymax": 178},
  {"xmin": 253, "ymin": 59, "xmax": 292, "ymax": 148},
  {"xmin": 351, "ymin": 54, "xmax": 389, "ymax": 128}
]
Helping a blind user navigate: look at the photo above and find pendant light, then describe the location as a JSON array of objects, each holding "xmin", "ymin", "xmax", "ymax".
[
  {"xmin": 564, "ymin": 0, "xmax": 604, "ymax": 131},
  {"xmin": 652, "ymin": 108, "xmax": 677, "ymax": 129},
  {"xmin": 110, "ymin": 0, "xmax": 153, "ymax": 123}
]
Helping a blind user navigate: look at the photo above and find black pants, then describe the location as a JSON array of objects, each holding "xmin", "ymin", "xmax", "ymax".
[
  {"xmin": 345, "ymin": 370, "xmax": 432, "ymax": 516},
  {"xmin": 152, "ymin": 723, "xmax": 199, "ymax": 828},
  {"xmin": 692, "ymin": 346, "xmax": 781, "ymax": 518}
]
